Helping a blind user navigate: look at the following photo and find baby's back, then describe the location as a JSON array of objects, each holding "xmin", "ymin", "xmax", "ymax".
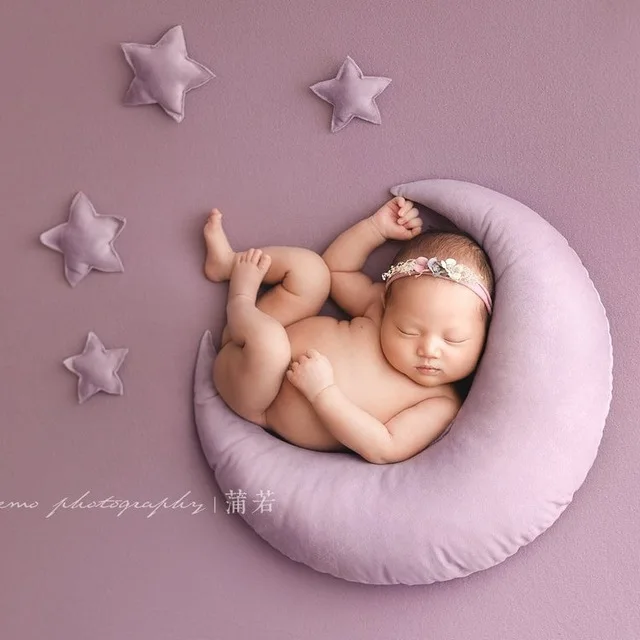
[{"xmin": 264, "ymin": 307, "xmax": 457, "ymax": 452}]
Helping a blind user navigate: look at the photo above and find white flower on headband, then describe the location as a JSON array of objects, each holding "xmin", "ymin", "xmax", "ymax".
[{"xmin": 427, "ymin": 257, "xmax": 463, "ymax": 281}]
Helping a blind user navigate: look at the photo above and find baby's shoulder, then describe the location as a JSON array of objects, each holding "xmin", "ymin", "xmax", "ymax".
[{"xmin": 360, "ymin": 294, "xmax": 384, "ymax": 325}]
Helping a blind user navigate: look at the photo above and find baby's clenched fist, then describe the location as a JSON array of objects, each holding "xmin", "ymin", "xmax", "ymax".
[{"xmin": 369, "ymin": 196, "xmax": 423, "ymax": 241}]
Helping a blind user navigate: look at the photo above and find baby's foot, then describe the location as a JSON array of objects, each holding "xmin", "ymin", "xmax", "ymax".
[
  {"xmin": 228, "ymin": 249, "xmax": 272, "ymax": 303},
  {"xmin": 203, "ymin": 209, "xmax": 235, "ymax": 282},
  {"xmin": 225, "ymin": 250, "xmax": 273, "ymax": 347}
]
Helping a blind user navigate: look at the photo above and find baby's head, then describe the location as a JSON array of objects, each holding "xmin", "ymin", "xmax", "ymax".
[{"xmin": 379, "ymin": 230, "xmax": 495, "ymax": 389}]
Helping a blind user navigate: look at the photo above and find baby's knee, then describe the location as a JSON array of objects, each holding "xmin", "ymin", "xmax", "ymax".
[
  {"xmin": 299, "ymin": 250, "xmax": 331, "ymax": 296},
  {"xmin": 245, "ymin": 314, "xmax": 291, "ymax": 358}
]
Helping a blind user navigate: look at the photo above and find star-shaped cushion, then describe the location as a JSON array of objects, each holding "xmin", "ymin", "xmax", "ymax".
[
  {"xmin": 121, "ymin": 25, "xmax": 215, "ymax": 123},
  {"xmin": 63, "ymin": 332, "xmax": 129, "ymax": 404},
  {"xmin": 310, "ymin": 56, "xmax": 392, "ymax": 133},
  {"xmin": 40, "ymin": 192, "xmax": 125, "ymax": 287}
]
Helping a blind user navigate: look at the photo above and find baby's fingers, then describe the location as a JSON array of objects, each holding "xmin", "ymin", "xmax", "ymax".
[
  {"xmin": 404, "ymin": 217, "xmax": 422, "ymax": 230},
  {"xmin": 397, "ymin": 206, "xmax": 419, "ymax": 223}
]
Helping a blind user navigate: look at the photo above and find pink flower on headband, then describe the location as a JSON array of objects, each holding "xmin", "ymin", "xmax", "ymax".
[{"xmin": 413, "ymin": 257, "xmax": 429, "ymax": 273}]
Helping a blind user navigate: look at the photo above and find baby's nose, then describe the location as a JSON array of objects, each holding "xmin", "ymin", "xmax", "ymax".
[
  {"xmin": 418, "ymin": 343, "xmax": 439, "ymax": 357},
  {"xmin": 417, "ymin": 337, "xmax": 441, "ymax": 357}
]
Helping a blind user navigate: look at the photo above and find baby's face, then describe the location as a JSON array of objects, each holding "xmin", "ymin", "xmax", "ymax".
[{"xmin": 379, "ymin": 276, "xmax": 488, "ymax": 387}]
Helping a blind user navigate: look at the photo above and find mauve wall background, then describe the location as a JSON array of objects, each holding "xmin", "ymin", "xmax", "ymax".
[{"xmin": 1, "ymin": 0, "xmax": 638, "ymax": 638}]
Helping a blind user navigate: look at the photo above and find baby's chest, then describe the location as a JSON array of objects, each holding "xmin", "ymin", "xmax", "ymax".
[{"xmin": 289, "ymin": 317, "xmax": 427, "ymax": 421}]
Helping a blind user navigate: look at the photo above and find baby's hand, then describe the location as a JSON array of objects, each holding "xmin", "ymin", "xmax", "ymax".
[
  {"xmin": 370, "ymin": 196, "xmax": 423, "ymax": 241},
  {"xmin": 286, "ymin": 349, "xmax": 335, "ymax": 403}
]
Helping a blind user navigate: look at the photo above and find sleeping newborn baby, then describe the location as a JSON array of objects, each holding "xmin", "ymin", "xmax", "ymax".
[{"xmin": 203, "ymin": 196, "xmax": 494, "ymax": 464}]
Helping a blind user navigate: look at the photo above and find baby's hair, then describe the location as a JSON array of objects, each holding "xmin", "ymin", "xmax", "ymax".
[{"xmin": 383, "ymin": 230, "xmax": 495, "ymax": 324}]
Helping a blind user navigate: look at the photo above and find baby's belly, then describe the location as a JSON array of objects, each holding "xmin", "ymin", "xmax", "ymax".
[{"xmin": 264, "ymin": 316, "xmax": 435, "ymax": 452}]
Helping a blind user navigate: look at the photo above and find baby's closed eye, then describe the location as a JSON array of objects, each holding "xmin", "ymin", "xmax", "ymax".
[{"xmin": 397, "ymin": 327, "xmax": 467, "ymax": 343}]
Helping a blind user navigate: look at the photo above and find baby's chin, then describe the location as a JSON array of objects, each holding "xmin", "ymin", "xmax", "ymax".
[
  {"xmin": 410, "ymin": 366, "xmax": 475, "ymax": 388},
  {"xmin": 408, "ymin": 367, "xmax": 451, "ymax": 386}
]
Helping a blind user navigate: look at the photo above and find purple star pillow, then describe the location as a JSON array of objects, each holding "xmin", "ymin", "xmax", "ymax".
[
  {"xmin": 40, "ymin": 192, "xmax": 125, "ymax": 287},
  {"xmin": 63, "ymin": 332, "xmax": 129, "ymax": 404},
  {"xmin": 310, "ymin": 56, "xmax": 392, "ymax": 133},
  {"xmin": 121, "ymin": 25, "xmax": 215, "ymax": 123}
]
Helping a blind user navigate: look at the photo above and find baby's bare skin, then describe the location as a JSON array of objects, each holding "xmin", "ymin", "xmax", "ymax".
[
  {"xmin": 204, "ymin": 200, "xmax": 487, "ymax": 464},
  {"xmin": 264, "ymin": 307, "xmax": 460, "ymax": 453}
]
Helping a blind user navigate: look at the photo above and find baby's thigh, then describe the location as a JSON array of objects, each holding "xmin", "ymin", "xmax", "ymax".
[
  {"xmin": 213, "ymin": 337, "xmax": 290, "ymax": 426},
  {"xmin": 257, "ymin": 250, "xmax": 331, "ymax": 328}
]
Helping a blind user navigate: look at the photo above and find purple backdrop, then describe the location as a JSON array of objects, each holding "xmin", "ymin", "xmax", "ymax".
[{"xmin": 1, "ymin": 0, "xmax": 638, "ymax": 638}]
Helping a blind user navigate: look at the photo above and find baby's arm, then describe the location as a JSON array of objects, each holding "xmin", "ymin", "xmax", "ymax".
[
  {"xmin": 322, "ymin": 198, "xmax": 421, "ymax": 318},
  {"xmin": 321, "ymin": 216, "xmax": 386, "ymax": 318},
  {"xmin": 288, "ymin": 348, "xmax": 456, "ymax": 464},
  {"xmin": 311, "ymin": 385, "xmax": 458, "ymax": 464}
]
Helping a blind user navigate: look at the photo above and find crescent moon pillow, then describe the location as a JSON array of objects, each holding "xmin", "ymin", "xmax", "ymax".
[{"xmin": 193, "ymin": 179, "xmax": 613, "ymax": 585}]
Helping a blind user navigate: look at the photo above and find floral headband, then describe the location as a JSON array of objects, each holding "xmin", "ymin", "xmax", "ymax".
[{"xmin": 381, "ymin": 256, "xmax": 493, "ymax": 315}]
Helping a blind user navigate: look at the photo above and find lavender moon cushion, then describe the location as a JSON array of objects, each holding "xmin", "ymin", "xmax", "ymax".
[{"xmin": 193, "ymin": 179, "xmax": 613, "ymax": 585}]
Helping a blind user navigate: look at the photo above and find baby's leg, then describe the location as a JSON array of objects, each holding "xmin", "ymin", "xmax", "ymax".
[
  {"xmin": 204, "ymin": 209, "xmax": 331, "ymax": 348},
  {"xmin": 213, "ymin": 249, "xmax": 292, "ymax": 425}
]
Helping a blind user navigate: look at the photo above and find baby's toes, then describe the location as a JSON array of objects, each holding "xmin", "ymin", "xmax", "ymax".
[
  {"xmin": 250, "ymin": 248, "xmax": 264, "ymax": 265},
  {"xmin": 257, "ymin": 252, "xmax": 271, "ymax": 272},
  {"xmin": 250, "ymin": 248, "xmax": 262, "ymax": 262}
]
